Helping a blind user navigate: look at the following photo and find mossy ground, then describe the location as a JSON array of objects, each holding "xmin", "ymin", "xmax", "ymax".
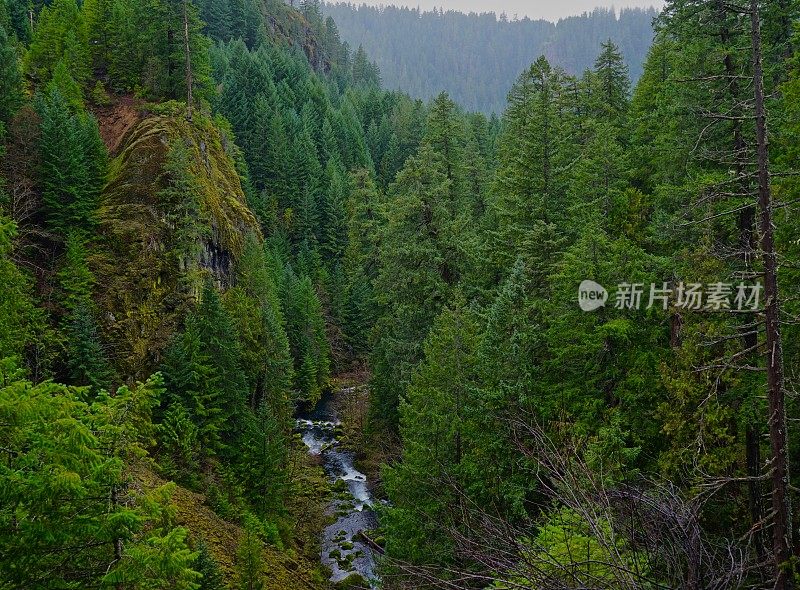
[
  {"xmin": 129, "ymin": 458, "xmax": 329, "ymax": 589},
  {"xmin": 284, "ymin": 444, "xmax": 336, "ymax": 587}
]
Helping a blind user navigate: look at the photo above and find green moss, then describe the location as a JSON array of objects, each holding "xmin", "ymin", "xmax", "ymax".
[{"xmin": 334, "ymin": 574, "xmax": 369, "ymax": 589}]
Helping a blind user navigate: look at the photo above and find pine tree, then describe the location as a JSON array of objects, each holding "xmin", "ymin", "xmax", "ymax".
[
  {"xmin": 160, "ymin": 142, "xmax": 207, "ymax": 294},
  {"xmin": 383, "ymin": 299, "xmax": 480, "ymax": 564},
  {"xmin": 25, "ymin": 0, "xmax": 90, "ymax": 85},
  {"xmin": 200, "ymin": 0, "xmax": 232, "ymax": 42},
  {"xmin": 161, "ymin": 315, "xmax": 225, "ymax": 459},
  {"xmin": 0, "ymin": 24, "xmax": 22, "ymax": 124},
  {"xmin": 36, "ymin": 86, "xmax": 107, "ymax": 237},
  {"xmin": 193, "ymin": 283, "xmax": 249, "ymax": 441},
  {"xmin": 0, "ymin": 215, "xmax": 47, "ymax": 367},
  {"xmin": 235, "ymin": 518, "xmax": 265, "ymax": 590},
  {"xmin": 56, "ymin": 234, "xmax": 113, "ymax": 391},
  {"xmin": 590, "ymin": 39, "xmax": 630, "ymax": 126},
  {"xmin": 0, "ymin": 374, "xmax": 200, "ymax": 588},
  {"xmin": 195, "ymin": 542, "xmax": 226, "ymax": 590},
  {"xmin": 281, "ymin": 266, "xmax": 330, "ymax": 403},
  {"xmin": 81, "ymin": 0, "xmax": 115, "ymax": 73},
  {"xmin": 160, "ymin": 401, "xmax": 201, "ymax": 482},
  {"xmin": 224, "ymin": 233, "xmax": 293, "ymax": 410},
  {"xmin": 238, "ymin": 399, "xmax": 288, "ymax": 515},
  {"xmin": 488, "ymin": 56, "xmax": 577, "ymax": 279},
  {"xmin": 318, "ymin": 159, "xmax": 348, "ymax": 263},
  {"xmin": 370, "ymin": 144, "xmax": 453, "ymax": 428}
]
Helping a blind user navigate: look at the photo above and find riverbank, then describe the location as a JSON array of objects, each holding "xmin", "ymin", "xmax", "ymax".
[
  {"xmin": 327, "ymin": 375, "xmax": 401, "ymax": 501},
  {"xmin": 296, "ymin": 382, "xmax": 389, "ymax": 588}
]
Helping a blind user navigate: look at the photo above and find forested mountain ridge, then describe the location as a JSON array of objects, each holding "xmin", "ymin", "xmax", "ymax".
[
  {"xmin": 2, "ymin": 0, "xmax": 800, "ymax": 588},
  {"xmin": 321, "ymin": 3, "xmax": 658, "ymax": 113}
]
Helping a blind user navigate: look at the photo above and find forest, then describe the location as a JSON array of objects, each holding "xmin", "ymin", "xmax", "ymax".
[
  {"xmin": 321, "ymin": 3, "xmax": 658, "ymax": 113},
  {"xmin": 0, "ymin": 0, "xmax": 799, "ymax": 588}
]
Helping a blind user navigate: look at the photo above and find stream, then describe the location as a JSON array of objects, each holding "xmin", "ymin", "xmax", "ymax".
[{"xmin": 296, "ymin": 388, "xmax": 381, "ymax": 588}]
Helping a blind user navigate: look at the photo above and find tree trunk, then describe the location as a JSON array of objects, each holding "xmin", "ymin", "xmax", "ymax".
[
  {"xmin": 750, "ymin": 1, "xmax": 794, "ymax": 586},
  {"xmin": 183, "ymin": 0, "xmax": 193, "ymax": 121}
]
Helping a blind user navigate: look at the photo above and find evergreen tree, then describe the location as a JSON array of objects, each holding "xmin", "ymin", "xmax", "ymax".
[
  {"xmin": 590, "ymin": 39, "xmax": 631, "ymax": 126},
  {"xmin": 0, "ymin": 216, "xmax": 47, "ymax": 369},
  {"xmin": 193, "ymin": 283, "xmax": 249, "ymax": 443},
  {"xmin": 281, "ymin": 266, "xmax": 330, "ymax": 403},
  {"xmin": 383, "ymin": 299, "xmax": 481, "ymax": 564},
  {"xmin": 235, "ymin": 518, "xmax": 265, "ymax": 590},
  {"xmin": 25, "ymin": 0, "xmax": 90, "ymax": 85},
  {"xmin": 370, "ymin": 144, "xmax": 452, "ymax": 428},
  {"xmin": 0, "ymin": 24, "xmax": 22, "ymax": 124},
  {"xmin": 36, "ymin": 87, "xmax": 107, "ymax": 237},
  {"xmin": 224, "ymin": 233, "xmax": 292, "ymax": 411},
  {"xmin": 488, "ymin": 56, "xmax": 577, "ymax": 278},
  {"xmin": 195, "ymin": 542, "xmax": 226, "ymax": 590},
  {"xmin": 160, "ymin": 314, "xmax": 225, "ymax": 459},
  {"xmin": 81, "ymin": 0, "xmax": 115, "ymax": 73}
]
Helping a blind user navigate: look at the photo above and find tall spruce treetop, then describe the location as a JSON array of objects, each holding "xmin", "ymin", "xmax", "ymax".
[{"xmin": 590, "ymin": 39, "xmax": 630, "ymax": 125}]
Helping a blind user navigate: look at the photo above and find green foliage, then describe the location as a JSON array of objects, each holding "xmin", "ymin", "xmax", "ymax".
[
  {"xmin": 281, "ymin": 264, "xmax": 330, "ymax": 403},
  {"xmin": 0, "ymin": 371, "xmax": 200, "ymax": 588},
  {"xmin": 495, "ymin": 507, "xmax": 649, "ymax": 588},
  {"xmin": 25, "ymin": 0, "xmax": 90, "ymax": 86},
  {"xmin": 0, "ymin": 216, "xmax": 49, "ymax": 371},
  {"xmin": 235, "ymin": 516, "xmax": 266, "ymax": 590},
  {"xmin": 106, "ymin": 0, "xmax": 212, "ymax": 101},
  {"xmin": 323, "ymin": 4, "xmax": 656, "ymax": 113},
  {"xmin": 36, "ymin": 86, "xmax": 107, "ymax": 237},
  {"xmin": 159, "ymin": 402, "xmax": 201, "ymax": 482},
  {"xmin": 194, "ymin": 542, "xmax": 226, "ymax": 590},
  {"xmin": 0, "ymin": 24, "xmax": 22, "ymax": 123},
  {"xmin": 57, "ymin": 233, "xmax": 114, "ymax": 391}
]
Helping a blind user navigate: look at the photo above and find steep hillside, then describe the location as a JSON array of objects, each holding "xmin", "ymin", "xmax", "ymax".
[{"xmin": 96, "ymin": 102, "xmax": 261, "ymax": 380}]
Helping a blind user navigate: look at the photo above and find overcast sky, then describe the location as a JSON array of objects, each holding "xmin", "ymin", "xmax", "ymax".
[{"xmin": 339, "ymin": 1, "xmax": 664, "ymax": 22}]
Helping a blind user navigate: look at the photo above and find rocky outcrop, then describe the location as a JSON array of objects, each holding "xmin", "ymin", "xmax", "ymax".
[{"xmin": 95, "ymin": 102, "xmax": 261, "ymax": 380}]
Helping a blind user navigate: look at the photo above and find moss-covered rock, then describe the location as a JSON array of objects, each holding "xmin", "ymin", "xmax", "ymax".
[
  {"xmin": 334, "ymin": 573, "xmax": 368, "ymax": 589},
  {"xmin": 95, "ymin": 103, "xmax": 260, "ymax": 379}
]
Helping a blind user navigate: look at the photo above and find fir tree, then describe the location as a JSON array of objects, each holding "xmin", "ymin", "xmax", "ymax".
[
  {"xmin": 25, "ymin": 0, "xmax": 90, "ymax": 85},
  {"xmin": 0, "ymin": 24, "xmax": 22, "ymax": 124},
  {"xmin": 36, "ymin": 86, "xmax": 107, "ymax": 237}
]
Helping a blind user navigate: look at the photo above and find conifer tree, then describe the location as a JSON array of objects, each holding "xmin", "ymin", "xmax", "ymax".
[
  {"xmin": 81, "ymin": 0, "xmax": 115, "ymax": 73},
  {"xmin": 193, "ymin": 283, "xmax": 249, "ymax": 442},
  {"xmin": 0, "ymin": 216, "xmax": 46, "ymax": 367},
  {"xmin": 25, "ymin": 0, "xmax": 89, "ymax": 85},
  {"xmin": 383, "ymin": 299, "xmax": 480, "ymax": 564},
  {"xmin": 0, "ymin": 24, "xmax": 22, "ymax": 124},
  {"xmin": 489, "ymin": 56, "xmax": 577, "ymax": 278},
  {"xmin": 281, "ymin": 266, "xmax": 330, "ymax": 403},
  {"xmin": 224, "ymin": 233, "xmax": 293, "ymax": 410},
  {"xmin": 235, "ymin": 518, "xmax": 265, "ymax": 590},
  {"xmin": 36, "ymin": 84, "xmax": 107, "ymax": 238},
  {"xmin": 590, "ymin": 39, "xmax": 630, "ymax": 126},
  {"xmin": 160, "ymin": 315, "xmax": 225, "ymax": 459},
  {"xmin": 370, "ymin": 144, "xmax": 452, "ymax": 428}
]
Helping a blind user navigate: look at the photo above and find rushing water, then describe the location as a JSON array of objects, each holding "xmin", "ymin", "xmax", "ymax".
[{"xmin": 296, "ymin": 388, "xmax": 380, "ymax": 587}]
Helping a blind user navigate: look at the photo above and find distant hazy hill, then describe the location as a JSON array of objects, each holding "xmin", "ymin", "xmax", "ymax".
[{"xmin": 322, "ymin": 3, "xmax": 658, "ymax": 113}]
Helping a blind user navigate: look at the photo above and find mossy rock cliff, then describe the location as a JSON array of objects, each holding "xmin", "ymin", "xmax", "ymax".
[{"xmin": 95, "ymin": 103, "xmax": 260, "ymax": 380}]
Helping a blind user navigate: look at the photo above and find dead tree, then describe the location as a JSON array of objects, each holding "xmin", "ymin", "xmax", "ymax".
[
  {"xmin": 749, "ymin": 1, "xmax": 793, "ymax": 586},
  {"xmin": 182, "ymin": 0, "xmax": 193, "ymax": 121},
  {"xmin": 380, "ymin": 418, "xmax": 752, "ymax": 590}
]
